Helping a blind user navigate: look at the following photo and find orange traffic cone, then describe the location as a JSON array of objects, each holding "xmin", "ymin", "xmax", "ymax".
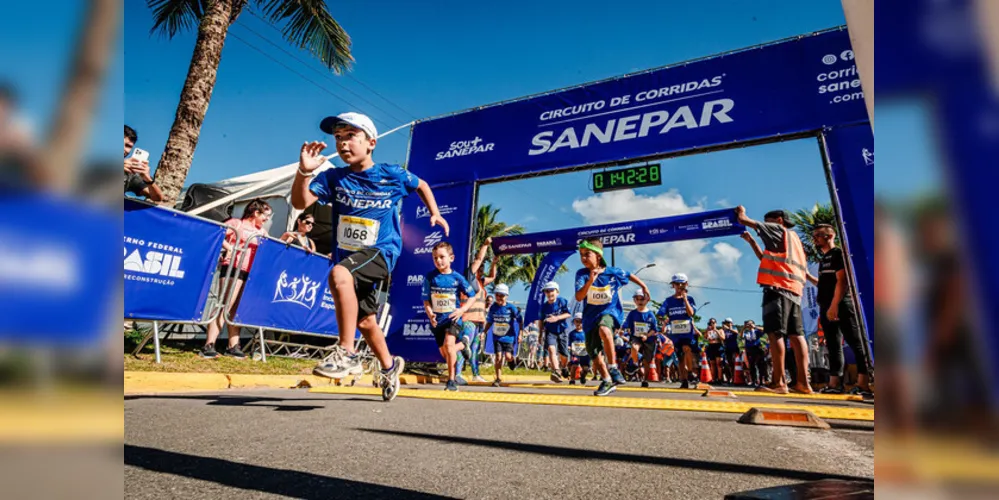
[
  {"xmin": 699, "ymin": 351, "xmax": 713, "ymax": 384},
  {"xmin": 733, "ymin": 353, "xmax": 746, "ymax": 385},
  {"xmin": 647, "ymin": 363, "xmax": 659, "ymax": 382}
]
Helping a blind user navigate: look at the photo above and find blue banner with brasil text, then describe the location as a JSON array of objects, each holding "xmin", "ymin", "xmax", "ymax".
[
  {"xmin": 491, "ymin": 208, "xmax": 745, "ymax": 256},
  {"xmin": 408, "ymin": 28, "xmax": 866, "ymax": 186}
]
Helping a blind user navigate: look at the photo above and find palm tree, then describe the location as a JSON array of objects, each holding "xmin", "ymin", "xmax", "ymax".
[
  {"xmin": 147, "ymin": 0, "xmax": 353, "ymax": 204},
  {"xmin": 789, "ymin": 202, "xmax": 837, "ymax": 263},
  {"xmin": 507, "ymin": 253, "xmax": 570, "ymax": 291},
  {"xmin": 471, "ymin": 204, "xmax": 525, "ymax": 290}
]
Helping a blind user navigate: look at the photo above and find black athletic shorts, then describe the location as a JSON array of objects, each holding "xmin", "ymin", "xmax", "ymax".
[
  {"xmin": 219, "ymin": 264, "xmax": 249, "ymax": 282},
  {"xmin": 336, "ymin": 248, "xmax": 389, "ymax": 319},
  {"xmin": 762, "ymin": 287, "xmax": 803, "ymax": 338},
  {"xmin": 631, "ymin": 337, "xmax": 656, "ymax": 362},
  {"xmin": 494, "ymin": 340, "xmax": 515, "ymax": 355},
  {"xmin": 706, "ymin": 343, "xmax": 724, "ymax": 361},
  {"xmin": 431, "ymin": 320, "xmax": 463, "ymax": 348}
]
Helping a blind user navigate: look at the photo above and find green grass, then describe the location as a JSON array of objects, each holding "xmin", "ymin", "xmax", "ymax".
[{"xmin": 125, "ymin": 346, "xmax": 317, "ymax": 375}]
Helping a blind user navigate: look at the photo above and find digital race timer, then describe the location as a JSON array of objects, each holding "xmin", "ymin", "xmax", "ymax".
[{"xmin": 592, "ymin": 164, "xmax": 661, "ymax": 193}]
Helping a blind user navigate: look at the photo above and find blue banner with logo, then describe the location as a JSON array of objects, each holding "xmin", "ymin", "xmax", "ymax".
[
  {"xmin": 408, "ymin": 29, "xmax": 866, "ymax": 186},
  {"xmin": 523, "ymin": 250, "xmax": 576, "ymax": 326},
  {"xmin": 232, "ymin": 238, "xmax": 344, "ymax": 335},
  {"xmin": 1, "ymin": 193, "xmax": 118, "ymax": 346},
  {"xmin": 125, "ymin": 200, "xmax": 225, "ymax": 322},
  {"xmin": 387, "ymin": 183, "xmax": 476, "ymax": 362},
  {"xmin": 823, "ymin": 125, "xmax": 874, "ymax": 349},
  {"xmin": 491, "ymin": 208, "xmax": 744, "ymax": 256}
]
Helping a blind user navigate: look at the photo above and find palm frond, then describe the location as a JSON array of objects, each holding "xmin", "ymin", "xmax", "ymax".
[
  {"xmin": 148, "ymin": 0, "xmax": 205, "ymax": 38},
  {"xmin": 257, "ymin": 0, "xmax": 353, "ymax": 73}
]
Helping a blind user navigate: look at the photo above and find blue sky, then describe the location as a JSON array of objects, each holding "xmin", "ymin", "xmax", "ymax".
[{"xmin": 121, "ymin": 1, "xmax": 931, "ymax": 326}]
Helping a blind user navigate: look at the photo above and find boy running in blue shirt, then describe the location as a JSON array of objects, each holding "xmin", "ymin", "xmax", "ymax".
[
  {"xmin": 623, "ymin": 291, "xmax": 660, "ymax": 388},
  {"xmin": 422, "ymin": 241, "xmax": 478, "ymax": 391},
  {"xmin": 567, "ymin": 313, "xmax": 591, "ymax": 385},
  {"xmin": 574, "ymin": 238, "xmax": 652, "ymax": 396},
  {"xmin": 485, "ymin": 284, "xmax": 519, "ymax": 386},
  {"xmin": 291, "ymin": 112, "xmax": 450, "ymax": 401},
  {"xmin": 538, "ymin": 281, "xmax": 572, "ymax": 383},
  {"xmin": 657, "ymin": 273, "xmax": 701, "ymax": 389}
]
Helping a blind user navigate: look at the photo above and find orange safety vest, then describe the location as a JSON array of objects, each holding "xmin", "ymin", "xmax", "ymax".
[{"xmin": 756, "ymin": 227, "xmax": 808, "ymax": 296}]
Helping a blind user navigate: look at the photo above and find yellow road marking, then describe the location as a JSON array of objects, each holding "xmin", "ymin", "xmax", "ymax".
[
  {"xmin": 475, "ymin": 382, "xmax": 864, "ymax": 402},
  {"xmin": 309, "ymin": 386, "xmax": 874, "ymax": 421}
]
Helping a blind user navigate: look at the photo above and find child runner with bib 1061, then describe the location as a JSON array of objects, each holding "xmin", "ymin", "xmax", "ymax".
[
  {"xmin": 657, "ymin": 273, "xmax": 701, "ymax": 389},
  {"xmin": 623, "ymin": 290, "xmax": 660, "ymax": 388},
  {"xmin": 291, "ymin": 112, "xmax": 451, "ymax": 402},
  {"xmin": 484, "ymin": 284, "xmax": 519, "ymax": 386},
  {"xmin": 422, "ymin": 241, "xmax": 478, "ymax": 392},
  {"xmin": 574, "ymin": 237, "xmax": 652, "ymax": 397}
]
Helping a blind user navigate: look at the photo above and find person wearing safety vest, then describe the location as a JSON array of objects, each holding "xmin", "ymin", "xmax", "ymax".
[{"xmin": 736, "ymin": 206, "xmax": 813, "ymax": 395}]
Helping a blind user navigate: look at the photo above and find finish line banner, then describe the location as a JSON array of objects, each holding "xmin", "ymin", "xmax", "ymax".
[
  {"xmin": 491, "ymin": 208, "xmax": 745, "ymax": 256},
  {"xmin": 409, "ymin": 29, "xmax": 866, "ymax": 185}
]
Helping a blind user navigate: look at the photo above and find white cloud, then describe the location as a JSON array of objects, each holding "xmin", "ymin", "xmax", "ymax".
[
  {"xmin": 715, "ymin": 198, "xmax": 730, "ymax": 207},
  {"xmin": 571, "ymin": 189, "xmax": 744, "ymax": 298}
]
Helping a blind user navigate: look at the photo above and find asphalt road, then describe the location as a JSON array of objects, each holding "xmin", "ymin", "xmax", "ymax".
[{"xmin": 124, "ymin": 384, "xmax": 873, "ymax": 499}]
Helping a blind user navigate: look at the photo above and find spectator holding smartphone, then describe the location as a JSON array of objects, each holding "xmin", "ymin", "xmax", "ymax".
[
  {"xmin": 281, "ymin": 212, "xmax": 317, "ymax": 253},
  {"xmin": 123, "ymin": 125, "xmax": 163, "ymax": 202}
]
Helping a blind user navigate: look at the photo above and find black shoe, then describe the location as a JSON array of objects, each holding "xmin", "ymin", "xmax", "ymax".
[
  {"xmin": 562, "ymin": 368, "xmax": 570, "ymax": 379},
  {"xmin": 820, "ymin": 385, "xmax": 844, "ymax": 395},
  {"xmin": 680, "ymin": 381, "xmax": 689, "ymax": 389},
  {"xmin": 224, "ymin": 347, "xmax": 246, "ymax": 359},
  {"xmin": 199, "ymin": 345, "xmax": 219, "ymax": 359},
  {"xmin": 569, "ymin": 380, "xmax": 576, "ymax": 385},
  {"xmin": 492, "ymin": 380, "xmax": 502, "ymax": 387},
  {"xmin": 641, "ymin": 381, "xmax": 649, "ymax": 388}
]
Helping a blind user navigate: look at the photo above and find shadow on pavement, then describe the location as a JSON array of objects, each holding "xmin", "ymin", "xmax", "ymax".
[
  {"xmin": 125, "ymin": 394, "xmax": 324, "ymax": 411},
  {"xmin": 124, "ymin": 445, "xmax": 457, "ymax": 500},
  {"xmin": 358, "ymin": 429, "xmax": 867, "ymax": 483}
]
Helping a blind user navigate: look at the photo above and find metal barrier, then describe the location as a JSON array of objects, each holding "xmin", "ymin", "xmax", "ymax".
[
  {"xmin": 125, "ymin": 197, "xmax": 241, "ymax": 363},
  {"xmin": 223, "ymin": 234, "xmax": 393, "ymax": 365}
]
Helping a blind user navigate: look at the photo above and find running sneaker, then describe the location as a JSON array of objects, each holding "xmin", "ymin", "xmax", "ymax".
[
  {"xmin": 445, "ymin": 380, "xmax": 458, "ymax": 392},
  {"xmin": 380, "ymin": 356, "xmax": 405, "ymax": 401},
  {"xmin": 199, "ymin": 345, "xmax": 219, "ymax": 359},
  {"xmin": 460, "ymin": 334, "xmax": 472, "ymax": 360},
  {"xmin": 849, "ymin": 386, "xmax": 874, "ymax": 398},
  {"xmin": 569, "ymin": 379, "xmax": 576, "ymax": 385},
  {"xmin": 680, "ymin": 380, "xmax": 689, "ymax": 389},
  {"xmin": 224, "ymin": 346, "xmax": 246, "ymax": 359},
  {"xmin": 608, "ymin": 367, "xmax": 626, "ymax": 385},
  {"xmin": 562, "ymin": 367, "xmax": 570, "ymax": 380},
  {"xmin": 550, "ymin": 371, "xmax": 564, "ymax": 383},
  {"xmin": 492, "ymin": 379, "xmax": 502, "ymax": 387},
  {"xmin": 594, "ymin": 380, "xmax": 617, "ymax": 396},
  {"xmin": 641, "ymin": 381, "xmax": 650, "ymax": 388},
  {"xmin": 455, "ymin": 375, "xmax": 468, "ymax": 386},
  {"xmin": 472, "ymin": 375, "xmax": 487, "ymax": 383},
  {"xmin": 313, "ymin": 345, "xmax": 362, "ymax": 379},
  {"xmin": 820, "ymin": 385, "xmax": 844, "ymax": 395}
]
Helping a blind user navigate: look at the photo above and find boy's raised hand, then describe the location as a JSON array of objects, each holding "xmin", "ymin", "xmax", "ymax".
[
  {"xmin": 430, "ymin": 214, "xmax": 450, "ymax": 236},
  {"xmin": 299, "ymin": 141, "xmax": 328, "ymax": 173}
]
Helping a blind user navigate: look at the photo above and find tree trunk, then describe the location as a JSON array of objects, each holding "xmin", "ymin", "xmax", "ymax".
[
  {"xmin": 154, "ymin": 0, "xmax": 233, "ymax": 206},
  {"xmin": 43, "ymin": 0, "xmax": 119, "ymax": 193}
]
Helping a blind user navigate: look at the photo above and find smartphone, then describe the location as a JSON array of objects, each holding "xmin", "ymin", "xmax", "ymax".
[{"xmin": 131, "ymin": 148, "xmax": 149, "ymax": 163}]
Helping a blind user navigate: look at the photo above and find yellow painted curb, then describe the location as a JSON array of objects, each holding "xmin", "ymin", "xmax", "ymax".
[
  {"xmin": 0, "ymin": 392, "xmax": 122, "ymax": 443},
  {"xmin": 309, "ymin": 386, "xmax": 875, "ymax": 421},
  {"xmin": 124, "ymin": 371, "xmax": 551, "ymax": 395},
  {"xmin": 476, "ymin": 382, "xmax": 864, "ymax": 402}
]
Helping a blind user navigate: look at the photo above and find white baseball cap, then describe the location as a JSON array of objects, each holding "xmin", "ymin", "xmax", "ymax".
[
  {"xmin": 573, "ymin": 312, "xmax": 583, "ymax": 320},
  {"xmin": 542, "ymin": 281, "xmax": 559, "ymax": 291},
  {"xmin": 723, "ymin": 317, "xmax": 734, "ymax": 324},
  {"xmin": 670, "ymin": 273, "xmax": 688, "ymax": 284},
  {"xmin": 320, "ymin": 112, "xmax": 378, "ymax": 138},
  {"xmin": 494, "ymin": 284, "xmax": 510, "ymax": 296}
]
